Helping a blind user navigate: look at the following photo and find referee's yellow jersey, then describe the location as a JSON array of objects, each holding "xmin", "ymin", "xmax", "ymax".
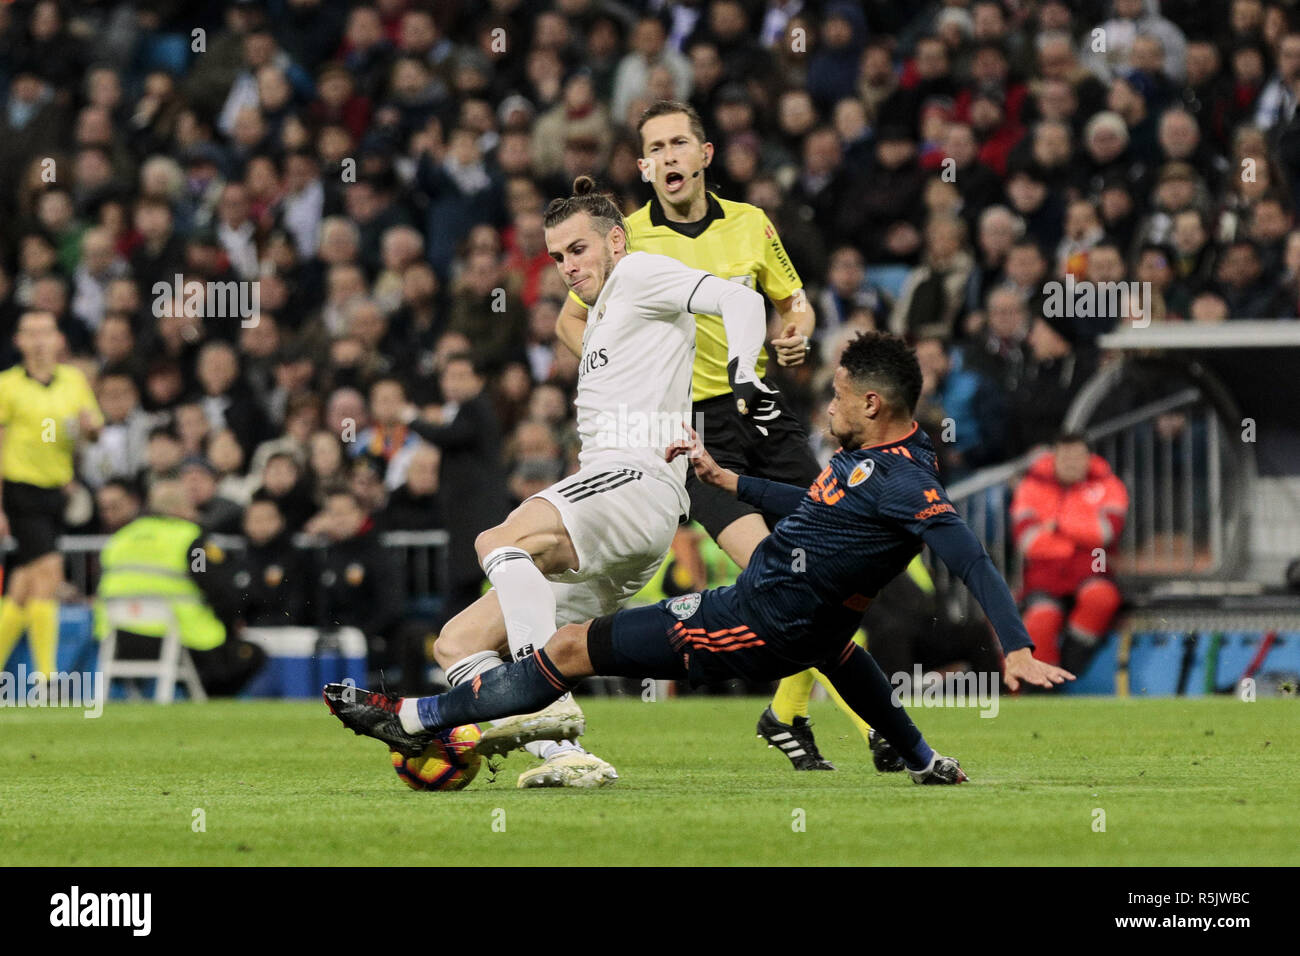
[
  {"xmin": 0, "ymin": 364, "xmax": 103, "ymax": 488},
  {"xmin": 572, "ymin": 193, "xmax": 805, "ymax": 402}
]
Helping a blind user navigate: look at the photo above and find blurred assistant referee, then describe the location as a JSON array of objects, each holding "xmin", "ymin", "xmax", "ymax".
[{"xmin": 0, "ymin": 311, "xmax": 103, "ymax": 678}]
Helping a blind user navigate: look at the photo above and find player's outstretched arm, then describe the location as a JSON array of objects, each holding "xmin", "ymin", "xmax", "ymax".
[
  {"xmin": 920, "ymin": 517, "xmax": 1075, "ymax": 692},
  {"xmin": 665, "ymin": 426, "xmax": 807, "ymax": 517},
  {"xmin": 556, "ymin": 291, "xmax": 589, "ymax": 358},
  {"xmin": 665, "ymin": 425, "xmax": 738, "ymax": 494}
]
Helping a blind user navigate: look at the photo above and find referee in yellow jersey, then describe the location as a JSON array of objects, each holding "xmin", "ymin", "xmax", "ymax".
[
  {"xmin": 0, "ymin": 311, "xmax": 103, "ymax": 679},
  {"xmin": 556, "ymin": 101, "xmax": 893, "ymax": 772}
]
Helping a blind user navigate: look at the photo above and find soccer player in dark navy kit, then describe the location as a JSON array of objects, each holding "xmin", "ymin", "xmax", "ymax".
[{"xmin": 326, "ymin": 333, "xmax": 1073, "ymax": 783}]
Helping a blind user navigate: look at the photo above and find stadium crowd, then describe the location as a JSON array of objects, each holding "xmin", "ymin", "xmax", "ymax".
[{"xmin": 0, "ymin": 0, "xmax": 1290, "ymax": 674}]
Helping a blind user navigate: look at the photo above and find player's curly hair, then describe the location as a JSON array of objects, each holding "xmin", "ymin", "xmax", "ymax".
[
  {"xmin": 543, "ymin": 176, "xmax": 627, "ymax": 239},
  {"xmin": 839, "ymin": 331, "xmax": 923, "ymax": 416}
]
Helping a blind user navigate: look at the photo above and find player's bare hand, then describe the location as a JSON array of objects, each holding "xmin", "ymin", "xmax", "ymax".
[
  {"xmin": 1003, "ymin": 647, "xmax": 1074, "ymax": 692},
  {"xmin": 665, "ymin": 426, "xmax": 738, "ymax": 494},
  {"xmin": 771, "ymin": 322, "xmax": 809, "ymax": 367}
]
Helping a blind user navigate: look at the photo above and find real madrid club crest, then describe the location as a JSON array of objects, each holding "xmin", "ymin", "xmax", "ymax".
[
  {"xmin": 667, "ymin": 592, "xmax": 702, "ymax": 620},
  {"xmin": 848, "ymin": 459, "xmax": 875, "ymax": 487}
]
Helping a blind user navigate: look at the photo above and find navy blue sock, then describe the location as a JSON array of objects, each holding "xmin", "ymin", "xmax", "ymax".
[
  {"xmin": 416, "ymin": 648, "xmax": 573, "ymax": 730},
  {"xmin": 820, "ymin": 645, "xmax": 935, "ymax": 771}
]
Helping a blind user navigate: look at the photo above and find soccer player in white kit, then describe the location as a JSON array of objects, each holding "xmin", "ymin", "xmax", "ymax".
[{"xmin": 407, "ymin": 176, "xmax": 770, "ymax": 787}]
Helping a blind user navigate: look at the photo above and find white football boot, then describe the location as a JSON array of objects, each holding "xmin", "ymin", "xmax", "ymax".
[
  {"xmin": 516, "ymin": 748, "xmax": 619, "ymax": 789},
  {"xmin": 473, "ymin": 694, "xmax": 587, "ymax": 757}
]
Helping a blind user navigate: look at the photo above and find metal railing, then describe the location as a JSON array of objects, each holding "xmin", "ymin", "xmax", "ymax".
[
  {"xmin": 5, "ymin": 530, "xmax": 451, "ymax": 613},
  {"xmin": 935, "ymin": 360, "xmax": 1251, "ymax": 623}
]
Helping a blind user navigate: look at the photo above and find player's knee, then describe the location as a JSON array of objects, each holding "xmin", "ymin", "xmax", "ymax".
[
  {"xmin": 474, "ymin": 527, "xmax": 507, "ymax": 562},
  {"xmin": 545, "ymin": 624, "xmax": 590, "ymax": 677},
  {"xmin": 433, "ymin": 616, "xmax": 478, "ymax": 668}
]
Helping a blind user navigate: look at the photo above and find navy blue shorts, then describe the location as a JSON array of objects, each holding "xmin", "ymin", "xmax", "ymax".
[{"xmin": 586, "ymin": 588, "xmax": 850, "ymax": 688}]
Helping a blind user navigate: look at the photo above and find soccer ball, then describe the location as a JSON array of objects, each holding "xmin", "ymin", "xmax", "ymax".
[{"xmin": 390, "ymin": 724, "xmax": 483, "ymax": 791}]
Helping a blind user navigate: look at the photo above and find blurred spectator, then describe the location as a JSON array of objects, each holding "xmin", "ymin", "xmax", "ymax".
[
  {"xmin": 892, "ymin": 216, "xmax": 975, "ymax": 339},
  {"xmin": 309, "ymin": 488, "xmax": 402, "ymax": 657},
  {"xmin": 380, "ymin": 443, "xmax": 442, "ymax": 532},
  {"xmin": 195, "ymin": 341, "xmax": 273, "ymax": 457},
  {"xmin": 82, "ymin": 371, "xmax": 154, "ymax": 489},
  {"xmin": 1214, "ymin": 239, "xmax": 1287, "ymax": 317},
  {"xmin": 409, "ymin": 354, "xmax": 509, "ymax": 617},
  {"xmin": 915, "ymin": 335, "xmax": 1007, "ymax": 479},
  {"xmin": 414, "ymin": 123, "xmax": 505, "ymax": 282},
  {"xmin": 258, "ymin": 450, "xmax": 317, "ymax": 533},
  {"xmin": 1011, "ymin": 433, "xmax": 1129, "ymax": 675},
  {"xmin": 612, "ymin": 15, "xmax": 692, "ymax": 124},
  {"xmin": 180, "ymin": 456, "xmax": 243, "ymax": 535},
  {"xmin": 138, "ymin": 426, "xmax": 184, "ymax": 492},
  {"xmin": 353, "ymin": 377, "xmax": 421, "ymax": 489},
  {"xmin": 1008, "ymin": 313, "xmax": 1098, "ymax": 455},
  {"xmin": 839, "ymin": 126, "xmax": 927, "ymax": 263},
  {"xmin": 446, "ymin": 249, "xmax": 527, "ymax": 373},
  {"xmin": 233, "ymin": 496, "xmax": 308, "ymax": 628},
  {"xmin": 95, "ymin": 479, "xmax": 142, "ymax": 534}
]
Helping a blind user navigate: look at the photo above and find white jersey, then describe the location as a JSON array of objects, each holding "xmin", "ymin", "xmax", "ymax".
[{"xmin": 573, "ymin": 251, "xmax": 706, "ymax": 511}]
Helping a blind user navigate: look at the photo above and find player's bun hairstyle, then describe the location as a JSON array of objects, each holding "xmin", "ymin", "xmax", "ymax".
[
  {"xmin": 543, "ymin": 177, "xmax": 627, "ymax": 240},
  {"xmin": 839, "ymin": 331, "xmax": 923, "ymax": 416}
]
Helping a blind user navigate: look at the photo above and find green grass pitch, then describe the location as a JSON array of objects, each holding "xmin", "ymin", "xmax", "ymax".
[{"xmin": 2, "ymin": 696, "xmax": 1295, "ymax": 866}]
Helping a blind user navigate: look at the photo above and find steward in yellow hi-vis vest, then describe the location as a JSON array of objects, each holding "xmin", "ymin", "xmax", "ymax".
[
  {"xmin": 96, "ymin": 515, "xmax": 227, "ymax": 651},
  {"xmin": 94, "ymin": 481, "xmax": 265, "ymax": 696},
  {"xmin": 0, "ymin": 311, "xmax": 103, "ymax": 678}
]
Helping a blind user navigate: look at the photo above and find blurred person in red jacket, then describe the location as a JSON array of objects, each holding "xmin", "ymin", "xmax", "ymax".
[{"xmin": 1011, "ymin": 432, "xmax": 1128, "ymax": 676}]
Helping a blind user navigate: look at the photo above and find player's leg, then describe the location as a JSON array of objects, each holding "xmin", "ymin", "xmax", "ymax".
[
  {"xmin": 729, "ymin": 398, "xmax": 873, "ymax": 766},
  {"xmin": 811, "ymin": 654, "xmax": 907, "ymax": 773},
  {"xmin": 474, "ymin": 496, "xmax": 577, "ymax": 665},
  {"xmin": 809, "ymin": 630, "xmax": 878, "ymax": 748},
  {"xmin": 25, "ymin": 553, "xmax": 63, "ymax": 677},
  {"xmin": 815, "ymin": 640, "xmax": 968, "ymax": 784},
  {"xmin": 430, "ymin": 588, "xmax": 587, "ymax": 759},
  {"xmin": 324, "ymin": 601, "xmax": 687, "ymax": 758},
  {"xmin": 412, "ymin": 605, "xmax": 686, "ymax": 731},
  {"xmin": 0, "ymin": 566, "xmax": 32, "ymax": 668}
]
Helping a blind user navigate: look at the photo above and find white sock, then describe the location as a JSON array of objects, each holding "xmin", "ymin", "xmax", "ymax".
[
  {"xmin": 482, "ymin": 546, "xmax": 557, "ymax": 661},
  {"xmin": 398, "ymin": 698, "xmax": 425, "ymax": 735},
  {"xmin": 445, "ymin": 649, "xmax": 504, "ymax": 687},
  {"xmin": 527, "ymin": 739, "xmax": 585, "ymax": 760},
  {"xmin": 400, "ymin": 652, "xmax": 505, "ymax": 734}
]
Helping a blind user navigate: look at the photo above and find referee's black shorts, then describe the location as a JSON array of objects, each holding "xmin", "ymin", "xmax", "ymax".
[
  {"xmin": 686, "ymin": 384, "xmax": 823, "ymax": 539},
  {"xmin": 2, "ymin": 480, "xmax": 64, "ymax": 569}
]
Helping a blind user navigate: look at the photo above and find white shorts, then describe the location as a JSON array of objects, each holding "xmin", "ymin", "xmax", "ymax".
[{"xmin": 530, "ymin": 464, "xmax": 686, "ymax": 625}]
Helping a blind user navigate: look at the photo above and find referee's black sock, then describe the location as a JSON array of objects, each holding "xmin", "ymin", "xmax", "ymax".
[
  {"xmin": 819, "ymin": 645, "xmax": 935, "ymax": 772},
  {"xmin": 415, "ymin": 648, "xmax": 574, "ymax": 731}
]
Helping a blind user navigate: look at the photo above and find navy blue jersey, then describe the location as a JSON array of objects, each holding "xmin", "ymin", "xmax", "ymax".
[{"xmin": 730, "ymin": 423, "xmax": 1032, "ymax": 656}]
